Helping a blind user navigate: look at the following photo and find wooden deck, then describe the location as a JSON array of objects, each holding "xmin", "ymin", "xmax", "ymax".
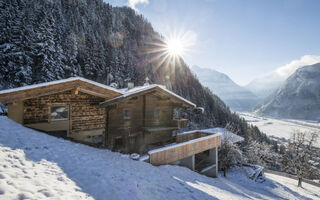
[{"xmin": 148, "ymin": 132, "xmax": 221, "ymax": 166}]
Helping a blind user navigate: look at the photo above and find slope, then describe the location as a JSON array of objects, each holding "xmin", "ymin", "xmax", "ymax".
[
  {"xmin": 255, "ymin": 63, "xmax": 320, "ymax": 121},
  {"xmin": 192, "ymin": 65, "xmax": 259, "ymax": 111},
  {"xmin": 0, "ymin": 0, "xmax": 236, "ymax": 130},
  {"xmin": 0, "ymin": 117, "xmax": 319, "ymax": 200}
]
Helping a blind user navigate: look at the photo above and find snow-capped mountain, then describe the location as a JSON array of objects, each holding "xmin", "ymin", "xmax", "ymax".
[
  {"xmin": 255, "ymin": 63, "xmax": 320, "ymax": 121},
  {"xmin": 245, "ymin": 55, "xmax": 320, "ymax": 99},
  {"xmin": 245, "ymin": 72, "xmax": 284, "ymax": 99},
  {"xmin": 192, "ymin": 65, "xmax": 259, "ymax": 111}
]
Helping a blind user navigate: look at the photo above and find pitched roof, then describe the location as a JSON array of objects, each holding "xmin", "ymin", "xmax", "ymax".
[
  {"xmin": 101, "ymin": 84, "xmax": 196, "ymax": 108},
  {"xmin": 0, "ymin": 77, "xmax": 123, "ymax": 104},
  {"xmin": 0, "ymin": 77, "xmax": 122, "ymax": 95}
]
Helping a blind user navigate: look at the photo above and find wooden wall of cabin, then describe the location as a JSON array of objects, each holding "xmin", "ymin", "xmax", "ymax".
[
  {"xmin": 23, "ymin": 90, "xmax": 106, "ymax": 144},
  {"xmin": 107, "ymin": 95, "xmax": 144, "ymax": 153},
  {"xmin": 145, "ymin": 94, "xmax": 174, "ymax": 127},
  {"xmin": 107, "ymin": 93, "xmax": 178, "ymax": 154}
]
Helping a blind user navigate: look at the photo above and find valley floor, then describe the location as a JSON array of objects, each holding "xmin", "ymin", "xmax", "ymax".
[
  {"xmin": 0, "ymin": 117, "xmax": 319, "ymax": 200},
  {"xmin": 239, "ymin": 112, "xmax": 320, "ymax": 147}
]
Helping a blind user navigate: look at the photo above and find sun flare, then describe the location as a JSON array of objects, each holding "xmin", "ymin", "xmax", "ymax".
[
  {"xmin": 142, "ymin": 29, "xmax": 197, "ymax": 73},
  {"xmin": 165, "ymin": 38, "xmax": 185, "ymax": 57}
]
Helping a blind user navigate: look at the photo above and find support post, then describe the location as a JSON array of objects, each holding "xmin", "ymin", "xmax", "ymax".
[
  {"xmin": 179, "ymin": 155, "xmax": 195, "ymax": 171},
  {"xmin": 199, "ymin": 147, "xmax": 218, "ymax": 178}
]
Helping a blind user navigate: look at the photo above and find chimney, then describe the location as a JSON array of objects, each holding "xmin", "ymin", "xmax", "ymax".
[
  {"xmin": 144, "ymin": 77, "xmax": 150, "ymax": 86},
  {"xmin": 128, "ymin": 82, "xmax": 134, "ymax": 89}
]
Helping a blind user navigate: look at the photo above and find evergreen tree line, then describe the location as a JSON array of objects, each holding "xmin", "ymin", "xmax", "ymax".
[{"xmin": 0, "ymin": 0, "xmax": 276, "ymax": 159}]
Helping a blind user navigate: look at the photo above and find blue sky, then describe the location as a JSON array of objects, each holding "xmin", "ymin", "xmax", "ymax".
[{"xmin": 105, "ymin": 0, "xmax": 320, "ymax": 85}]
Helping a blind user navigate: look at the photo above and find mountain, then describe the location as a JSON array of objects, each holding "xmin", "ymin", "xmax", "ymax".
[
  {"xmin": 0, "ymin": 0, "xmax": 270, "ymax": 144},
  {"xmin": 245, "ymin": 72, "xmax": 284, "ymax": 99},
  {"xmin": 255, "ymin": 63, "xmax": 320, "ymax": 121},
  {"xmin": 192, "ymin": 66, "xmax": 259, "ymax": 111},
  {"xmin": 245, "ymin": 55, "xmax": 320, "ymax": 99}
]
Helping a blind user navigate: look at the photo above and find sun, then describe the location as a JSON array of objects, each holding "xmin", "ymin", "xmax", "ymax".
[
  {"xmin": 165, "ymin": 38, "xmax": 185, "ymax": 57},
  {"xmin": 141, "ymin": 29, "xmax": 197, "ymax": 73}
]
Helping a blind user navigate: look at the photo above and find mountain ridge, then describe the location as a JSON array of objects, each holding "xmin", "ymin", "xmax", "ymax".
[
  {"xmin": 255, "ymin": 63, "xmax": 320, "ymax": 121},
  {"xmin": 192, "ymin": 65, "xmax": 259, "ymax": 111}
]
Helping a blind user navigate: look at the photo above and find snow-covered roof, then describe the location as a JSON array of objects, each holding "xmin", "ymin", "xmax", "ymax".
[
  {"xmin": 101, "ymin": 84, "xmax": 196, "ymax": 108},
  {"xmin": 180, "ymin": 128, "xmax": 244, "ymax": 144},
  {"xmin": 0, "ymin": 77, "xmax": 123, "ymax": 95}
]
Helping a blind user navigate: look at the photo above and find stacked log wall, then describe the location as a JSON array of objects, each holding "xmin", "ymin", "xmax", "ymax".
[{"xmin": 23, "ymin": 90, "xmax": 106, "ymax": 137}]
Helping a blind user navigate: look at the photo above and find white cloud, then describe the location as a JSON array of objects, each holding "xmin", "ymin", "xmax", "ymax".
[
  {"xmin": 128, "ymin": 0, "xmax": 149, "ymax": 11},
  {"xmin": 276, "ymin": 55, "xmax": 320, "ymax": 77}
]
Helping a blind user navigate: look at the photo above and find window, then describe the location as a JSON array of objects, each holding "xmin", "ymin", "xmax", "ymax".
[
  {"xmin": 51, "ymin": 106, "xmax": 68, "ymax": 121},
  {"xmin": 155, "ymin": 109, "xmax": 160, "ymax": 119},
  {"xmin": 124, "ymin": 109, "xmax": 131, "ymax": 119}
]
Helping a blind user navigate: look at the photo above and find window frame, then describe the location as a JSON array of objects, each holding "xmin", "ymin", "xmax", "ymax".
[
  {"xmin": 49, "ymin": 104, "xmax": 69, "ymax": 122},
  {"xmin": 123, "ymin": 109, "xmax": 131, "ymax": 120},
  {"xmin": 154, "ymin": 108, "xmax": 161, "ymax": 119}
]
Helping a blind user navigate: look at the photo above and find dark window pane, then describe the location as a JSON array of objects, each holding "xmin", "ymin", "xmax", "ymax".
[{"xmin": 124, "ymin": 110, "xmax": 131, "ymax": 119}]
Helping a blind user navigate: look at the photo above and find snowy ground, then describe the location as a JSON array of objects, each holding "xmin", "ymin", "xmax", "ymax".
[
  {"xmin": 239, "ymin": 112, "xmax": 320, "ymax": 147},
  {"xmin": 0, "ymin": 117, "xmax": 319, "ymax": 200}
]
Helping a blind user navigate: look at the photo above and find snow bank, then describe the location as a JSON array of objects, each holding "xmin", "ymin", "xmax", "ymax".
[{"xmin": 0, "ymin": 117, "xmax": 319, "ymax": 200}]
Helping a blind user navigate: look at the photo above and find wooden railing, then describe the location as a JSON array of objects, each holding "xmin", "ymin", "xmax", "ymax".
[{"xmin": 176, "ymin": 131, "xmax": 210, "ymax": 143}]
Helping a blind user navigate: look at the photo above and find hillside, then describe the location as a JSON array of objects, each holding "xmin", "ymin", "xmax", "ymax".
[
  {"xmin": 0, "ymin": 0, "xmax": 226, "ymax": 128},
  {"xmin": 0, "ymin": 116, "xmax": 319, "ymax": 200},
  {"xmin": 255, "ymin": 63, "xmax": 320, "ymax": 121},
  {"xmin": 0, "ymin": 0, "xmax": 268, "ymax": 141},
  {"xmin": 192, "ymin": 66, "xmax": 259, "ymax": 111}
]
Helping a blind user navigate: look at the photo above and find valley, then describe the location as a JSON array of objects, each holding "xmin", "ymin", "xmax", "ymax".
[{"xmin": 239, "ymin": 112, "xmax": 320, "ymax": 147}]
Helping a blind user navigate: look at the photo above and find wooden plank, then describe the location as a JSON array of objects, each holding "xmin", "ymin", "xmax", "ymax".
[{"xmin": 149, "ymin": 134, "xmax": 221, "ymax": 165}]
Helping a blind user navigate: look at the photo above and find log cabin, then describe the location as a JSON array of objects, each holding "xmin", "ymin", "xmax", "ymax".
[
  {"xmin": 0, "ymin": 77, "xmax": 196, "ymax": 154},
  {"xmin": 0, "ymin": 77, "xmax": 227, "ymax": 177}
]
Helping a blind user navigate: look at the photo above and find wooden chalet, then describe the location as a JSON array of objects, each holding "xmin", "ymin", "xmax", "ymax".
[{"xmin": 0, "ymin": 77, "xmax": 196, "ymax": 154}]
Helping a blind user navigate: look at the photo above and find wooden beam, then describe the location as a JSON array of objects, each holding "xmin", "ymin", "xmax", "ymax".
[
  {"xmin": 100, "ymin": 90, "xmax": 156, "ymax": 107},
  {"xmin": 142, "ymin": 95, "xmax": 146, "ymax": 128},
  {"xmin": 0, "ymin": 79, "xmax": 122, "ymax": 104},
  {"xmin": 74, "ymin": 87, "xmax": 79, "ymax": 95}
]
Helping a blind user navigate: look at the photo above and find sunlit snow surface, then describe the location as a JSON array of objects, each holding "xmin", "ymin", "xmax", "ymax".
[
  {"xmin": 0, "ymin": 117, "xmax": 319, "ymax": 200},
  {"xmin": 239, "ymin": 112, "xmax": 320, "ymax": 147}
]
